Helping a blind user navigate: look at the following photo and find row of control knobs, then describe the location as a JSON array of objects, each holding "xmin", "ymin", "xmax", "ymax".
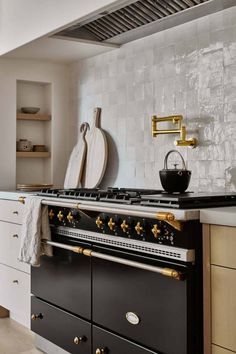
[
  {"xmin": 48, "ymin": 209, "xmax": 163, "ymax": 238},
  {"xmin": 96, "ymin": 216, "xmax": 161, "ymax": 238}
]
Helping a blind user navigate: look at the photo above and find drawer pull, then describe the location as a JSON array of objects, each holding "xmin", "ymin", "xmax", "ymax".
[
  {"xmin": 12, "ymin": 280, "xmax": 18, "ymax": 284},
  {"xmin": 31, "ymin": 313, "xmax": 43, "ymax": 321},
  {"xmin": 73, "ymin": 336, "xmax": 86, "ymax": 345},
  {"xmin": 13, "ymin": 211, "xmax": 18, "ymax": 215},
  {"xmin": 13, "ymin": 234, "xmax": 19, "ymax": 238},
  {"xmin": 96, "ymin": 349, "xmax": 106, "ymax": 354}
]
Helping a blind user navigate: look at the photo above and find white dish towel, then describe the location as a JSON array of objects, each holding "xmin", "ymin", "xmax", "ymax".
[{"xmin": 18, "ymin": 196, "xmax": 53, "ymax": 267}]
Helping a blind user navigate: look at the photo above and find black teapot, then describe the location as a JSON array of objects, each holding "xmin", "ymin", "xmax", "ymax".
[{"xmin": 159, "ymin": 150, "xmax": 191, "ymax": 193}]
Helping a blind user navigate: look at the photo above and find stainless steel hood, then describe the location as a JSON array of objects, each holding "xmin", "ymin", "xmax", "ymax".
[{"xmin": 53, "ymin": 0, "xmax": 236, "ymax": 45}]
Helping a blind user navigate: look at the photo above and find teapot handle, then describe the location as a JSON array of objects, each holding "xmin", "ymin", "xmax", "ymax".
[{"xmin": 164, "ymin": 150, "xmax": 187, "ymax": 170}]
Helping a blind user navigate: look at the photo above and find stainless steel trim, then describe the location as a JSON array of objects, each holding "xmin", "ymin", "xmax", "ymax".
[
  {"xmin": 52, "ymin": 0, "xmax": 236, "ymax": 45},
  {"xmin": 42, "ymin": 240, "xmax": 184, "ymax": 280},
  {"xmin": 55, "ymin": 226, "xmax": 195, "ymax": 262}
]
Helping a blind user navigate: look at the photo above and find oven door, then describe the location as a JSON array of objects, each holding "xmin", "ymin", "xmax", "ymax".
[
  {"xmin": 31, "ymin": 234, "xmax": 91, "ymax": 320},
  {"xmin": 92, "ymin": 246, "xmax": 199, "ymax": 354}
]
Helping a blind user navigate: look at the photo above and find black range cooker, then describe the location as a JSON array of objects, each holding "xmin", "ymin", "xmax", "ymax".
[{"xmin": 30, "ymin": 188, "xmax": 236, "ymax": 354}]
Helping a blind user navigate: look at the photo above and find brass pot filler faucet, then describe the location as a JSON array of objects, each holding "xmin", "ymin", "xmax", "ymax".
[{"xmin": 151, "ymin": 115, "xmax": 198, "ymax": 148}]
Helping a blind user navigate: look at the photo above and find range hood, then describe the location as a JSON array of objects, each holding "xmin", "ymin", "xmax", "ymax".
[{"xmin": 53, "ymin": 0, "xmax": 236, "ymax": 45}]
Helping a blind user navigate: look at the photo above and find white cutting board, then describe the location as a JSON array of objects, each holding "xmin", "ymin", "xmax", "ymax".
[
  {"xmin": 83, "ymin": 108, "xmax": 108, "ymax": 188},
  {"xmin": 64, "ymin": 123, "xmax": 89, "ymax": 189}
]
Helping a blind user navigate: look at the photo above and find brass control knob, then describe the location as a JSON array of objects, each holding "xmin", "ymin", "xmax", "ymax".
[
  {"xmin": 96, "ymin": 216, "xmax": 104, "ymax": 229},
  {"xmin": 67, "ymin": 212, "xmax": 74, "ymax": 223},
  {"xmin": 48, "ymin": 209, "xmax": 55, "ymax": 220},
  {"xmin": 120, "ymin": 220, "xmax": 129, "ymax": 233},
  {"xmin": 135, "ymin": 222, "xmax": 143, "ymax": 235},
  {"xmin": 96, "ymin": 349, "xmax": 105, "ymax": 354},
  {"xmin": 151, "ymin": 224, "xmax": 161, "ymax": 239},
  {"xmin": 73, "ymin": 336, "xmax": 85, "ymax": 345},
  {"xmin": 57, "ymin": 210, "xmax": 64, "ymax": 222},
  {"xmin": 31, "ymin": 313, "xmax": 43, "ymax": 321},
  {"xmin": 108, "ymin": 218, "xmax": 115, "ymax": 231}
]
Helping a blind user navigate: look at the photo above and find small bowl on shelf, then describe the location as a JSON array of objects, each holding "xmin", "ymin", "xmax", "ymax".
[{"xmin": 21, "ymin": 107, "xmax": 40, "ymax": 114}]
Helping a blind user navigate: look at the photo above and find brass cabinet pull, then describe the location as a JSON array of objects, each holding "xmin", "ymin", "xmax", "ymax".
[
  {"xmin": 73, "ymin": 336, "xmax": 86, "ymax": 345},
  {"xmin": 12, "ymin": 234, "xmax": 19, "ymax": 238},
  {"xmin": 96, "ymin": 349, "xmax": 105, "ymax": 354},
  {"xmin": 31, "ymin": 313, "xmax": 43, "ymax": 321}
]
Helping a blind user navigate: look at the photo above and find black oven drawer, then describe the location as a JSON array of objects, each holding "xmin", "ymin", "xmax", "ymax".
[
  {"xmin": 31, "ymin": 296, "xmax": 91, "ymax": 354},
  {"xmin": 31, "ymin": 239, "xmax": 91, "ymax": 320},
  {"xmin": 93, "ymin": 326, "xmax": 158, "ymax": 354},
  {"xmin": 93, "ymin": 248, "xmax": 193, "ymax": 354}
]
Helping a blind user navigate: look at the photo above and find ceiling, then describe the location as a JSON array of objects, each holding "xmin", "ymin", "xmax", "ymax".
[{"xmin": 2, "ymin": 37, "xmax": 118, "ymax": 64}]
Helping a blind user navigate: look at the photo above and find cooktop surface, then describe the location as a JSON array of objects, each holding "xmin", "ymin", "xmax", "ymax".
[{"xmin": 37, "ymin": 188, "xmax": 236, "ymax": 209}]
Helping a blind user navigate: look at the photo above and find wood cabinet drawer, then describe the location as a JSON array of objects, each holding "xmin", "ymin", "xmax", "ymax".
[
  {"xmin": 0, "ymin": 199, "xmax": 24, "ymax": 224},
  {"xmin": 0, "ymin": 222, "xmax": 30, "ymax": 274},
  {"xmin": 211, "ymin": 265, "xmax": 236, "ymax": 352},
  {"xmin": 210, "ymin": 225, "xmax": 236, "ymax": 269},
  {"xmin": 212, "ymin": 344, "xmax": 236, "ymax": 354},
  {"xmin": 0, "ymin": 263, "xmax": 30, "ymax": 327},
  {"xmin": 31, "ymin": 296, "xmax": 91, "ymax": 354}
]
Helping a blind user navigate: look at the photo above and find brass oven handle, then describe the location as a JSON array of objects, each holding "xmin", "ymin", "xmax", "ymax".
[{"xmin": 42, "ymin": 240, "xmax": 183, "ymax": 281}]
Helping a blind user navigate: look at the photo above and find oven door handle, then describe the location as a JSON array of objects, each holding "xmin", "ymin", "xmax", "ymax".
[{"xmin": 42, "ymin": 240, "xmax": 184, "ymax": 281}]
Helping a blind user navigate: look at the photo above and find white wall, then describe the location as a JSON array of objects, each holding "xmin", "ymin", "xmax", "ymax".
[
  {"xmin": 0, "ymin": 58, "xmax": 69, "ymax": 189},
  {"xmin": 0, "ymin": 0, "xmax": 122, "ymax": 55},
  {"xmin": 69, "ymin": 6, "xmax": 236, "ymax": 192}
]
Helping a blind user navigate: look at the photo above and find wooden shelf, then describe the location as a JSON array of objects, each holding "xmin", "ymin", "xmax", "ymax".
[
  {"xmin": 16, "ymin": 151, "xmax": 51, "ymax": 158},
  {"xmin": 17, "ymin": 113, "xmax": 51, "ymax": 121}
]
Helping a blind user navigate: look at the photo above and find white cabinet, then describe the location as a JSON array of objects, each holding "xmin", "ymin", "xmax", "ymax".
[
  {"xmin": 0, "ymin": 198, "xmax": 30, "ymax": 328},
  {"xmin": 16, "ymin": 80, "xmax": 52, "ymax": 186}
]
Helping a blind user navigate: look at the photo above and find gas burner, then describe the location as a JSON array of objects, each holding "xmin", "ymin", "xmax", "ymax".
[{"xmin": 37, "ymin": 188, "xmax": 236, "ymax": 209}]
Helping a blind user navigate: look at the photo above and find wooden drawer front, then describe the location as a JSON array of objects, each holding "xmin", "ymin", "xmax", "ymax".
[
  {"xmin": 210, "ymin": 225, "xmax": 236, "ymax": 269},
  {"xmin": 211, "ymin": 265, "xmax": 236, "ymax": 352},
  {"xmin": 212, "ymin": 344, "xmax": 236, "ymax": 354},
  {"xmin": 0, "ymin": 264, "xmax": 30, "ymax": 325},
  {"xmin": 31, "ymin": 297, "xmax": 91, "ymax": 354},
  {"xmin": 0, "ymin": 199, "xmax": 24, "ymax": 224},
  {"xmin": 0, "ymin": 222, "xmax": 30, "ymax": 273},
  {"xmin": 93, "ymin": 326, "xmax": 157, "ymax": 354}
]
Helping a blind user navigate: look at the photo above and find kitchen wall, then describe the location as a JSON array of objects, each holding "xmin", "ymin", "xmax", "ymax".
[{"xmin": 69, "ymin": 6, "xmax": 236, "ymax": 192}]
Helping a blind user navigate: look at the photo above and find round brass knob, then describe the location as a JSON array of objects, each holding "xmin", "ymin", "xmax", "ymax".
[
  {"xmin": 57, "ymin": 210, "xmax": 64, "ymax": 222},
  {"xmin": 151, "ymin": 224, "xmax": 161, "ymax": 238},
  {"xmin": 67, "ymin": 212, "xmax": 74, "ymax": 223},
  {"xmin": 31, "ymin": 313, "xmax": 43, "ymax": 321},
  {"xmin": 96, "ymin": 349, "xmax": 105, "ymax": 354},
  {"xmin": 108, "ymin": 218, "xmax": 115, "ymax": 231},
  {"xmin": 120, "ymin": 220, "xmax": 129, "ymax": 233},
  {"xmin": 48, "ymin": 209, "xmax": 55, "ymax": 220},
  {"xmin": 73, "ymin": 336, "xmax": 83, "ymax": 345},
  {"xmin": 96, "ymin": 216, "xmax": 103, "ymax": 229},
  {"xmin": 135, "ymin": 222, "xmax": 143, "ymax": 235}
]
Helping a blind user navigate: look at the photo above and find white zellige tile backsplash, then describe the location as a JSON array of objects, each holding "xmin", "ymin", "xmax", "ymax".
[{"xmin": 69, "ymin": 6, "xmax": 236, "ymax": 192}]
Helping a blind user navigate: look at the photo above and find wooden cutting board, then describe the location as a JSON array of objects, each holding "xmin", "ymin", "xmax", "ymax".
[
  {"xmin": 83, "ymin": 108, "xmax": 108, "ymax": 188},
  {"xmin": 64, "ymin": 123, "xmax": 89, "ymax": 189}
]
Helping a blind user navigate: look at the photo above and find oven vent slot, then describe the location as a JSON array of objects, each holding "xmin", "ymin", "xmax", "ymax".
[{"xmin": 55, "ymin": 227, "xmax": 194, "ymax": 262}]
